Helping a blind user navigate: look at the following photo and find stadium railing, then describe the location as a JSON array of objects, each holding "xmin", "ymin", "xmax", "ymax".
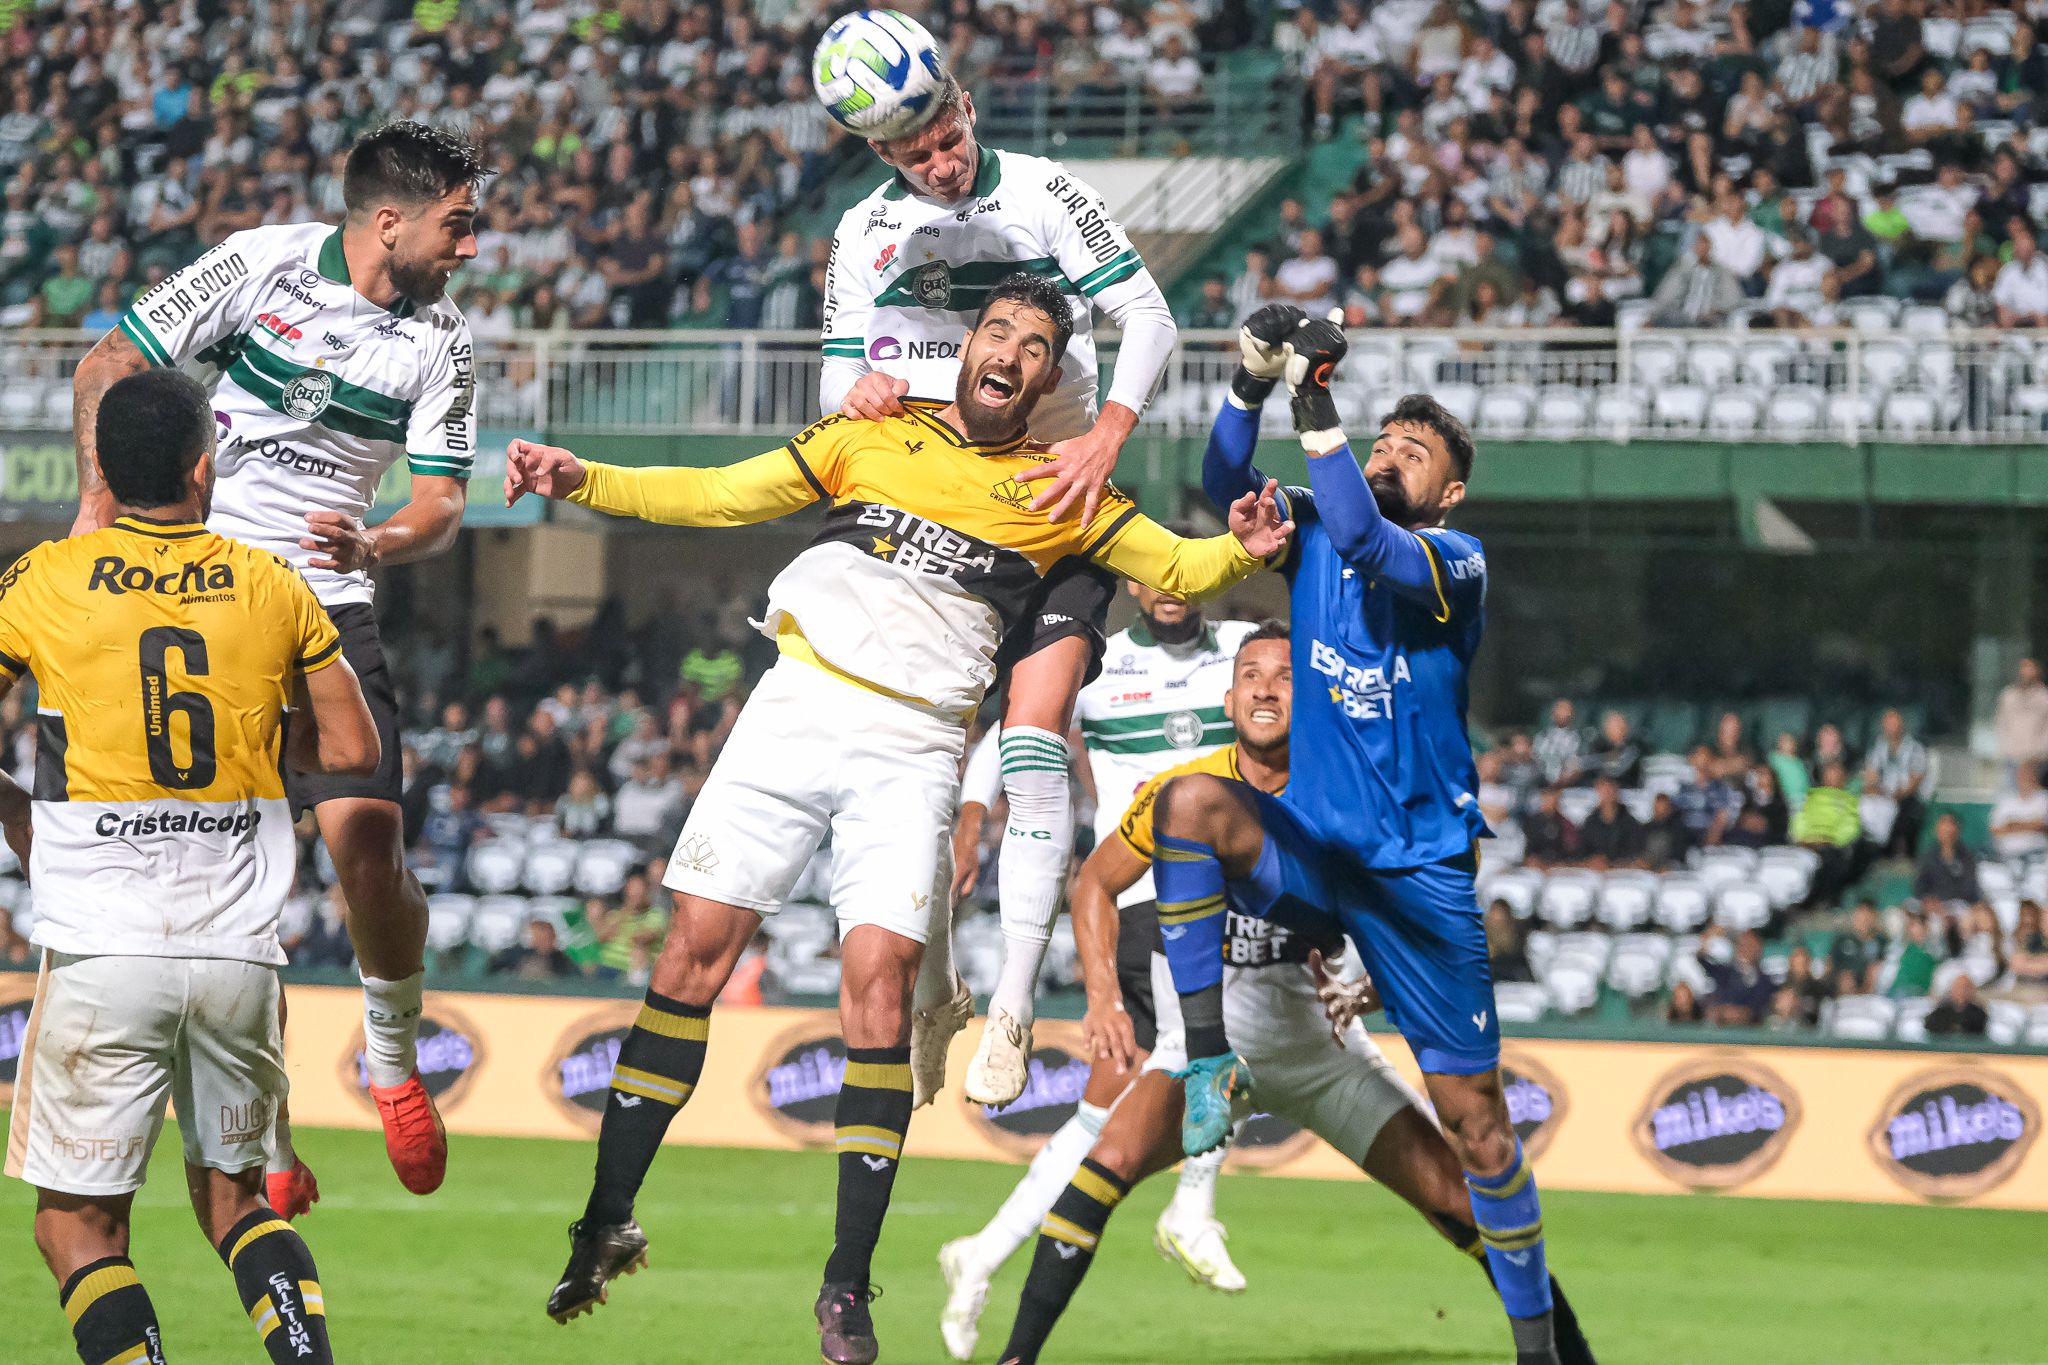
[
  {"xmin": 964, "ymin": 67, "xmax": 1302, "ymax": 158},
  {"xmin": 7, "ymin": 326, "xmax": 2047, "ymax": 444}
]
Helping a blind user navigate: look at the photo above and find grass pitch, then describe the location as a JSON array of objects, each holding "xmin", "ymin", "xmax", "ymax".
[{"xmin": 2, "ymin": 1121, "xmax": 2042, "ymax": 1365}]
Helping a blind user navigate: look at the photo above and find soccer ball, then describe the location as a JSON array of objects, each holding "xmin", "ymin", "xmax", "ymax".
[{"xmin": 813, "ymin": 9, "xmax": 949, "ymax": 141}]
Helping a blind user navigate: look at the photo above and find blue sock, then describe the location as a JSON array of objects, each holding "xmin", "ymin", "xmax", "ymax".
[
  {"xmin": 1154, "ymin": 834, "xmax": 1229, "ymax": 1056},
  {"xmin": 1466, "ymin": 1136, "xmax": 1553, "ymax": 1319}
]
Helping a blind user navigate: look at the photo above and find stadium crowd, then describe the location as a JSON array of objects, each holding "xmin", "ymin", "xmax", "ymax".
[{"xmin": 1184, "ymin": 0, "xmax": 2048, "ymax": 332}]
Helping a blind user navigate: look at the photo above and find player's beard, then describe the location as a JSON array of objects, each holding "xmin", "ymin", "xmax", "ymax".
[
  {"xmin": 952, "ymin": 359, "xmax": 1039, "ymax": 444},
  {"xmin": 389, "ymin": 246, "xmax": 454, "ymax": 305},
  {"xmin": 1369, "ymin": 469, "xmax": 1414, "ymax": 526},
  {"xmin": 1141, "ymin": 603, "xmax": 1201, "ymax": 645}
]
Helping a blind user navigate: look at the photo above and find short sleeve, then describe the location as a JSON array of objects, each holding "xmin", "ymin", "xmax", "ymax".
[
  {"xmin": 118, "ymin": 232, "xmax": 269, "ymax": 368},
  {"xmin": 405, "ymin": 319, "xmax": 477, "ymax": 480},
  {"xmin": 783, "ymin": 413, "xmax": 860, "ymax": 496},
  {"xmin": 0, "ymin": 548, "xmax": 37, "ymax": 680},
  {"xmin": 1115, "ymin": 769, "xmax": 1169, "ymax": 862},
  {"xmin": 283, "ymin": 564, "xmax": 342, "ymax": 673}
]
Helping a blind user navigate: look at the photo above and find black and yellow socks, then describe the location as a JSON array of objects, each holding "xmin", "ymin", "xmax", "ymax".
[
  {"xmin": 585, "ymin": 992, "xmax": 711, "ymax": 1226},
  {"xmin": 216, "ymin": 1210, "xmax": 331, "ymax": 1364},
  {"xmin": 820, "ymin": 1045, "xmax": 913, "ymax": 1288},
  {"xmin": 1000, "ymin": 1157, "xmax": 1133, "ymax": 1364},
  {"xmin": 60, "ymin": 1256, "xmax": 164, "ymax": 1365}
]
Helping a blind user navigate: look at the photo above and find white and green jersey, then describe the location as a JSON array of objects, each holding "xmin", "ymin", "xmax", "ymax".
[
  {"xmin": 820, "ymin": 148, "xmax": 1169, "ymax": 443},
  {"xmin": 117, "ymin": 224, "xmax": 476, "ymax": 607},
  {"xmin": 1078, "ymin": 617, "xmax": 1258, "ymax": 907}
]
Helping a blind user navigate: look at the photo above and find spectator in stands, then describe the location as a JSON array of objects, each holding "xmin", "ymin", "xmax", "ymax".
[
  {"xmin": 1576, "ymin": 776, "xmax": 1642, "ymax": 870},
  {"xmin": 1379, "ymin": 220, "xmax": 1453, "ymax": 324},
  {"xmin": 1702, "ymin": 189, "xmax": 1771, "ymax": 296},
  {"xmin": 1994, "ymin": 221, "xmax": 2048, "ymax": 329},
  {"xmin": 1486, "ymin": 900, "xmax": 1537, "ymax": 983},
  {"xmin": 1913, "ymin": 810, "xmax": 1980, "ymax": 906},
  {"xmin": 1995, "ymin": 658, "xmax": 2048, "ymax": 786},
  {"xmin": 557, "ymin": 768, "xmax": 613, "ymax": 840},
  {"xmin": 1676, "ymin": 745, "xmax": 1739, "ymax": 847},
  {"xmin": 1829, "ymin": 900, "xmax": 1891, "ymax": 995},
  {"xmin": 417, "ymin": 700, "xmax": 477, "ymax": 774},
  {"xmin": 593, "ymin": 870, "xmax": 668, "ymax": 986},
  {"xmin": 1784, "ymin": 943, "xmax": 1833, "ymax": 1027},
  {"xmin": 1638, "ymin": 791, "xmax": 1694, "ymax": 871},
  {"xmin": 1183, "ymin": 274, "xmax": 1234, "ymax": 329},
  {"xmin": 1309, "ymin": 0, "xmax": 1387, "ymax": 142},
  {"xmin": 293, "ymin": 885, "xmax": 356, "ymax": 971},
  {"xmin": 1809, "ymin": 723, "xmax": 1850, "ymax": 782},
  {"xmin": 2009, "ymin": 901, "xmax": 2048, "ymax": 989},
  {"xmin": 1990, "ymin": 759, "xmax": 2048, "ymax": 875},
  {"xmin": 418, "ymin": 783, "xmax": 486, "ymax": 893},
  {"xmin": 1521, "ymin": 787, "xmax": 1578, "ymax": 868},
  {"xmin": 507, "ymin": 708, "xmax": 575, "ymax": 813},
  {"xmin": 1666, "ymin": 979, "xmax": 1704, "ymax": 1024},
  {"xmin": 1697, "ymin": 924, "xmax": 1775, "ymax": 1026},
  {"xmin": 1145, "ymin": 32, "xmax": 1207, "ymax": 132},
  {"xmin": 1816, "ymin": 194, "xmax": 1882, "ymax": 299},
  {"xmin": 1649, "ymin": 231, "xmax": 1744, "ymax": 327},
  {"xmin": 681, "ymin": 632, "xmax": 744, "ymax": 704},
  {"xmin": 1948, "ymin": 253, "xmax": 2003, "ymax": 328},
  {"xmin": 1705, "ymin": 711, "xmax": 1755, "ymax": 782},
  {"xmin": 489, "ymin": 917, "xmax": 578, "ymax": 980},
  {"xmin": 1924, "ymin": 971, "xmax": 1988, "ymax": 1037},
  {"xmin": 1765, "ymin": 226, "xmax": 1834, "ymax": 328},
  {"xmin": 1768, "ymin": 733, "xmax": 1811, "ymax": 809},
  {"xmin": 1494, "ymin": 731, "xmax": 1543, "ymax": 816},
  {"xmin": 613, "ymin": 751, "xmax": 688, "ymax": 856},
  {"xmin": 1725, "ymin": 767, "xmax": 1790, "ymax": 850},
  {"xmin": 1889, "ymin": 908, "xmax": 1939, "ymax": 999},
  {"xmin": 600, "ymin": 197, "xmax": 670, "ymax": 328},
  {"xmin": 1275, "ymin": 227, "xmax": 1340, "ymax": 317},
  {"xmin": 1229, "ymin": 247, "xmax": 1273, "ymax": 325},
  {"xmin": 1957, "ymin": 902, "xmax": 2007, "ymax": 986},
  {"xmin": 1534, "ymin": 698, "xmax": 1583, "ymax": 788},
  {"xmin": 1580, "ymin": 709, "xmax": 1642, "ymax": 788},
  {"xmin": 1796, "ymin": 760, "xmax": 1865, "ymax": 902},
  {"xmin": 1864, "ymin": 707, "xmax": 1930, "ymax": 858}
]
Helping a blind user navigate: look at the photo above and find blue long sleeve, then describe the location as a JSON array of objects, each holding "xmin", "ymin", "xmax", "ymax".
[
  {"xmin": 1201, "ymin": 398, "xmax": 1265, "ymax": 511},
  {"xmin": 1306, "ymin": 443, "xmax": 1443, "ymax": 605}
]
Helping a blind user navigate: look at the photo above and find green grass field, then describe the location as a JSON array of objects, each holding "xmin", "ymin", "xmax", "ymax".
[{"xmin": 2, "ymin": 1121, "xmax": 2042, "ymax": 1365}]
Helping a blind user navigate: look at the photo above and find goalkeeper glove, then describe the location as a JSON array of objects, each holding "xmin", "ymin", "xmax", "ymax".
[
  {"xmin": 1231, "ymin": 302, "xmax": 1306, "ymax": 407},
  {"xmin": 1282, "ymin": 317, "xmax": 1349, "ymax": 450}
]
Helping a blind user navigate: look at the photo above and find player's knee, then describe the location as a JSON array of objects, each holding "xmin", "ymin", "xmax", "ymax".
[{"xmin": 1085, "ymin": 1131, "xmax": 1146, "ymax": 1182}]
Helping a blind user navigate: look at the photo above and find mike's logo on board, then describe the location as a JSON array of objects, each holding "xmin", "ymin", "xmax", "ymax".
[
  {"xmin": 1632, "ymin": 1055, "xmax": 1801, "ymax": 1190},
  {"xmin": 1867, "ymin": 1065, "xmax": 2040, "ymax": 1200}
]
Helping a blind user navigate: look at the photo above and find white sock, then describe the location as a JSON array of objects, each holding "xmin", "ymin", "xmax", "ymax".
[
  {"xmin": 990, "ymin": 726, "xmax": 1073, "ymax": 1025},
  {"xmin": 1165, "ymin": 1142, "xmax": 1228, "ymax": 1225},
  {"xmin": 360, "ymin": 972, "xmax": 425, "ymax": 1090},
  {"xmin": 972, "ymin": 1100, "xmax": 1110, "ymax": 1269},
  {"xmin": 266, "ymin": 1101, "xmax": 297, "ymax": 1176}
]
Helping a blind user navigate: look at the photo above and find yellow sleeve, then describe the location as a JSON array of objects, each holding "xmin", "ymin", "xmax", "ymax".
[
  {"xmin": 0, "ymin": 550, "xmax": 39, "ymax": 681},
  {"xmin": 285, "ymin": 564, "xmax": 342, "ymax": 674},
  {"xmin": 1088, "ymin": 510, "xmax": 1263, "ymax": 602},
  {"xmin": 1113, "ymin": 769, "xmax": 1169, "ymax": 862},
  {"xmin": 565, "ymin": 449, "xmax": 823, "ymax": 526}
]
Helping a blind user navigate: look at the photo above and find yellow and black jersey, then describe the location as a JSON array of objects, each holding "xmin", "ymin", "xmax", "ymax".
[
  {"xmin": 0, "ymin": 515, "xmax": 341, "ymax": 964},
  {"xmin": 567, "ymin": 405, "xmax": 1267, "ymax": 714},
  {"xmin": 1112, "ymin": 745, "xmax": 1327, "ymax": 969}
]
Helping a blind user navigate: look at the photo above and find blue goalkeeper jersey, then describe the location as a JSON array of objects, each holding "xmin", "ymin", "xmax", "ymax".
[{"xmin": 1204, "ymin": 400, "xmax": 1491, "ymax": 869}]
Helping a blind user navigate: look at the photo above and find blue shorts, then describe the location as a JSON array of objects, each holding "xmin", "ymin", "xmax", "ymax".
[{"xmin": 1230, "ymin": 790, "xmax": 1499, "ymax": 1075}]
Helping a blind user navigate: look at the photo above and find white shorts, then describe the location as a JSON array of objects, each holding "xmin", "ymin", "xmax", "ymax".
[
  {"xmin": 1145, "ymin": 955, "xmax": 1426, "ymax": 1167},
  {"xmin": 1027, "ymin": 385, "xmax": 1098, "ymax": 445},
  {"xmin": 663, "ymin": 659, "xmax": 964, "ymax": 942},
  {"xmin": 5, "ymin": 952, "xmax": 284, "ymax": 1196}
]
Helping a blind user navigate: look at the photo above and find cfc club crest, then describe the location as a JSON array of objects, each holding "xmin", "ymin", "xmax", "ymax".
[
  {"xmin": 1162, "ymin": 709, "xmax": 1205, "ymax": 749},
  {"xmin": 281, "ymin": 370, "xmax": 335, "ymax": 422},
  {"xmin": 911, "ymin": 261, "xmax": 952, "ymax": 309}
]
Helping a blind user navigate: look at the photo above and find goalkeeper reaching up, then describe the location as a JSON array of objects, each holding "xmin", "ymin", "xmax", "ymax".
[{"xmin": 821, "ymin": 55, "xmax": 1179, "ymax": 1106}]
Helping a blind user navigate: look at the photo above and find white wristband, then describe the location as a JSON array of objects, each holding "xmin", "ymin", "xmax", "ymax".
[{"xmin": 1299, "ymin": 427, "xmax": 1348, "ymax": 456}]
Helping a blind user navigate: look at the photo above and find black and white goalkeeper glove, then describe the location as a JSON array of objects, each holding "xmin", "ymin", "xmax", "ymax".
[
  {"xmin": 1282, "ymin": 317, "xmax": 1349, "ymax": 450},
  {"xmin": 1231, "ymin": 302, "xmax": 1307, "ymax": 407}
]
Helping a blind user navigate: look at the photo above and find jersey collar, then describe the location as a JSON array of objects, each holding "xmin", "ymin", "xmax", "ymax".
[
  {"xmin": 907, "ymin": 406, "xmax": 1033, "ymax": 457},
  {"xmin": 318, "ymin": 227, "xmax": 419, "ymax": 318},
  {"xmin": 114, "ymin": 513, "xmax": 207, "ymax": 539},
  {"xmin": 882, "ymin": 145, "xmax": 1002, "ymax": 204}
]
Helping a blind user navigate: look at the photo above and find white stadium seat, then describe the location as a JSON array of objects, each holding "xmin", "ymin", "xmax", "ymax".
[
  {"xmin": 1536, "ymin": 387, "xmax": 1590, "ymax": 438},
  {"xmin": 1477, "ymin": 386, "xmax": 1533, "ymax": 437},
  {"xmin": 1713, "ymin": 883, "xmax": 1773, "ymax": 932},
  {"xmin": 1881, "ymin": 390, "xmax": 1939, "ymax": 435},
  {"xmin": 1652, "ymin": 383, "xmax": 1707, "ymax": 431},
  {"xmin": 465, "ymin": 841, "xmax": 524, "ymax": 894},
  {"xmin": 1557, "ymin": 786, "xmax": 1601, "ymax": 825},
  {"xmin": 574, "ymin": 840, "xmax": 641, "ymax": 896},
  {"xmin": 1686, "ymin": 341, "xmax": 1737, "ymax": 388},
  {"xmin": 1597, "ymin": 873, "xmax": 1655, "ymax": 931},
  {"xmin": 1493, "ymin": 982, "xmax": 1553, "ymax": 1023},
  {"xmin": 1538, "ymin": 870, "xmax": 1601, "ymax": 929},
  {"xmin": 1755, "ymin": 857, "xmax": 1812, "ymax": 909},
  {"xmin": 484, "ymin": 812, "xmax": 532, "ymax": 842},
  {"xmin": 1541, "ymin": 961, "xmax": 1600, "ymax": 1014},
  {"xmin": 425, "ymin": 894, "xmax": 477, "ymax": 953},
  {"xmin": 1859, "ymin": 795, "xmax": 1899, "ymax": 845},
  {"xmin": 1655, "ymin": 875, "xmax": 1711, "ymax": 932},
  {"xmin": 522, "ymin": 843, "xmax": 578, "ymax": 896},
  {"xmin": 1766, "ymin": 387, "xmax": 1822, "ymax": 437},
  {"xmin": 470, "ymin": 895, "xmax": 531, "ymax": 954},
  {"xmin": 1707, "ymin": 389, "xmax": 1761, "ymax": 436},
  {"xmin": 1607, "ymin": 947, "xmax": 1665, "ymax": 996},
  {"xmin": 1480, "ymin": 866, "xmax": 1543, "ymax": 920}
]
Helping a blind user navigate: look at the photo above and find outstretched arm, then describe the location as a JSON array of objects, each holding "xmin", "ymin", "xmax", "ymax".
[
  {"xmin": 1203, "ymin": 303, "xmax": 1306, "ymax": 510},
  {"xmin": 1093, "ymin": 480, "xmax": 1291, "ymax": 599},
  {"xmin": 69, "ymin": 329, "xmax": 153, "ymax": 535},
  {"xmin": 504, "ymin": 439, "xmax": 821, "ymax": 526}
]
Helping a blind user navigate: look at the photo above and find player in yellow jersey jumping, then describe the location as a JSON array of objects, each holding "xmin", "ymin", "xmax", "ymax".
[
  {"xmin": 506, "ymin": 273, "xmax": 1293, "ymax": 1364},
  {"xmin": 2, "ymin": 369, "xmax": 380, "ymax": 1365}
]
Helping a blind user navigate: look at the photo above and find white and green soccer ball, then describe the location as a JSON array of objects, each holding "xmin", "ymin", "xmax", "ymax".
[{"xmin": 813, "ymin": 9, "xmax": 948, "ymax": 141}]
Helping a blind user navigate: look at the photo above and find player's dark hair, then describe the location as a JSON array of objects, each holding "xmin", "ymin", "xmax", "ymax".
[
  {"xmin": 97, "ymin": 369, "xmax": 213, "ymax": 509},
  {"xmin": 975, "ymin": 272, "xmax": 1074, "ymax": 364},
  {"xmin": 1239, "ymin": 619, "xmax": 1290, "ymax": 650},
  {"xmin": 1377, "ymin": 393, "xmax": 1476, "ymax": 484},
  {"xmin": 343, "ymin": 120, "xmax": 487, "ymax": 218}
]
